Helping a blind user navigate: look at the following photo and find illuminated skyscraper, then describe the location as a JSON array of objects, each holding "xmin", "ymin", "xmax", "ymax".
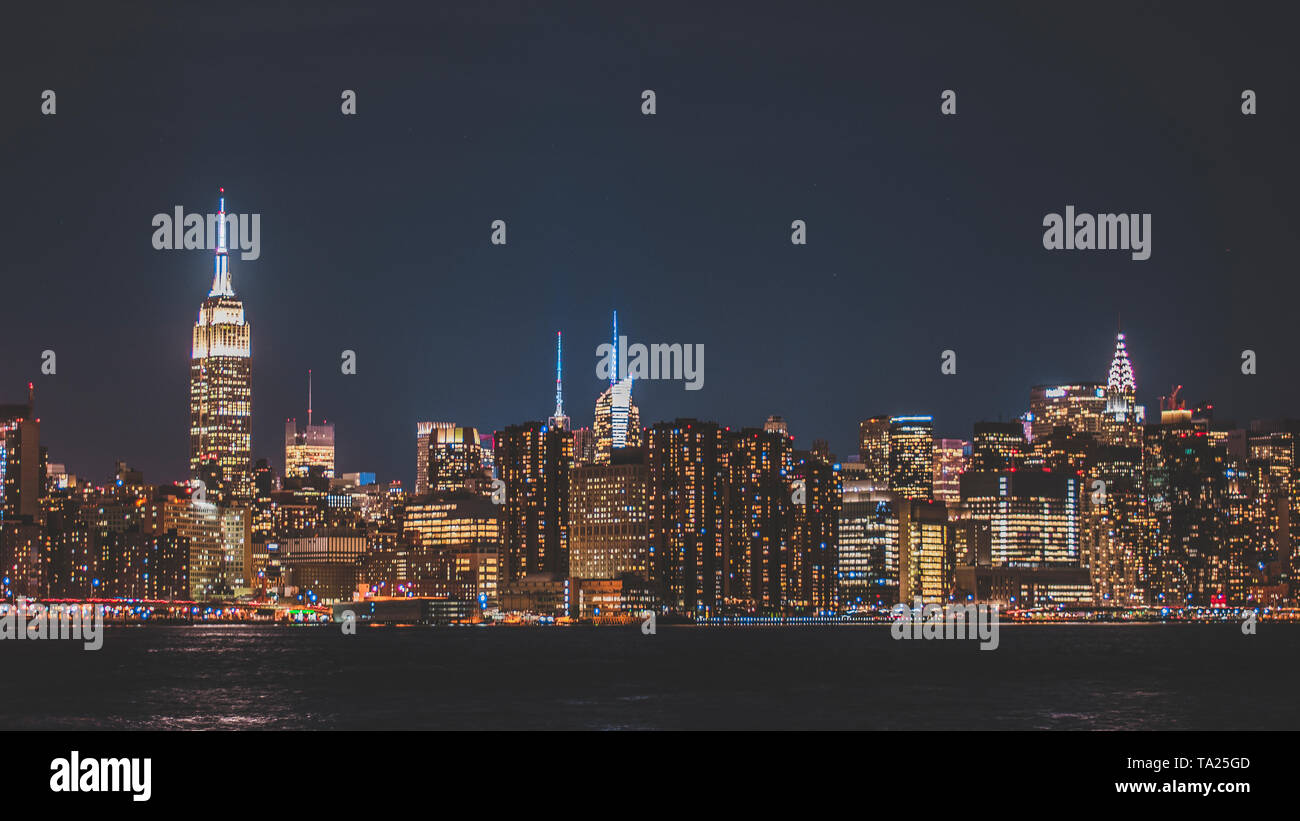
[
  {"xmin": 888, "ymin": 416, "xmax": 934, "ymax": 500},
  {"xmin": 569, "ymin": 456, "xmax": 649, "ymax": 581},
  {"xmin": 429, "ymin": 425, "xmax": 486, "ymax": 493},
  {"xmin": 1143, "ymin": 426, "xmax": 1251, "ymax": 605},
  {"xmin": 970, "ymin": 422, "xmax": 1026, "ymax": 473},
  {"xmin": 1085, "ymin": 445, "xmax": 1145, "ymax": 605},
  {"xmin": 857, "ymin": 416, "xmax": 891, "ymax": 485},
  {"xmin": 837, "ymin": 481, "xmax": 900, "ymax": 611},
  {"xmin": 1, "ymin": 384, "xmax": 42, "ymax": 521},
  {"xmin": 403, "ymin": 493, "xmax": 502, "ymax": 602},
  {"xmin": 898, "ymin": 499, "xmax": 951, "ymax": 604},
  {"xmin": 960, "ymin": 471, "xmax": 1082, "ymax": 567},
  {"xmin": 1103, "ymin": 332, "xmax": 1143, "ymax": 446},
  {"xmin": 285, "ymin": 370, "xmax": 336, "ymax": 479},
  {"xmin": 190, "ymin": 191, "xmax": 253, "ymax": 503},
  {"xmin": 594, "ymin": 312, "xmax": 641, "ymax": 462},
  {"xmin": 726, "ymin": 426, "xmax": 795, "ymax": 613},
  {"xmin": 1029, "ymin": 383, "xmax": 1107, "ymax": 442},
  {"xmin": 646, "ymin": 419, "xmax": 730, "ymax": 616},
  {"xmin": 415, "ymin": 422, "xmax": 436, "ymax": 495},
  {"xmin": 788, "ymin": 451, "xmax": 841, "ymax": 614},
  {"xmin": 494, "ymin": 421, "xmax": 572, "ymax": 582},
  {"xmin": 932, "ymin": 438, "xmax": 968, "ymax": 505}
]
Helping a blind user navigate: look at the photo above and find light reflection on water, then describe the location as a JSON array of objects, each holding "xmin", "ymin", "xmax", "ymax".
[{"xmin": 1, "ymin": 624, "xmax": 1295, "ymax": 730}]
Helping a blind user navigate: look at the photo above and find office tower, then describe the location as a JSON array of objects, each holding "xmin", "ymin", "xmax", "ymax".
[
  {"xmin": 1, "ymin": 384, "xmax": 42, "ymax": 520},
  {"xmin": 415, "ymin": 422, "xmax": 435, "ymax": 495},
  {"xmin": 285, "ymin": 371, "xmax": 336, "ymax": 479},
  {"xmin": 1028, "ymin": 383, "xmax": 1107, "ymax": 442},
  {"xmin": 788, "ymin": 451, "xmax": 841, "ymax": 614},
  {"xmin": 888, "ymin": 416, "xmax": 934, "ymax": 500},
  {"xmin": 429, "ymin": 425, "xmax": 486, "ymax": 493},
  {"xmin": 1103, "ymin": 332, "xmax": 1143, "ymax": 446},
  {"xmin": 898, "ymin": 499, "xmax": 952, "ymax": 604},
  {"xmin": 857, "ymin": 416, "xmax": 891, "ymax": 484},
  {"xmin": 726, "ymin": 426, "xmax": 794, "ymax": 613},
  {"xmin": 403, "ymin": 493, "xmax": 502, "ymax": 603},
  {"xmin": 837, "ymin": 481, "xmax": 900, "ymax": 611},
  {"xmin": 594, "ymin": 381, "xmax": 641, "ymax": 461},
  {"xmin": 932, "ymin": 438, "xmax": 968, "ymax": 505},
  {"xmin": 1085, "ymin": 445, "xmax": 1146, "ymax": 605},
  {"xmin": 279, "ymin": 534, "xmax": 368, "ymax": 603},
  {"xmin": 414, "ymin": 422, "xmax": 455, "ymax": 497},
  {"xmin": 960, "ymin": 471, "xmax": 1082, "ymax": 567},
  {"xmin": 970, "ymin": 422, "xmax": 1026, "ymax": 472},
  {"xmin": 494, "ymin": 421, "xmax": 572, "ymax": 583},
  {"xmin": 190, "ymin": 191, "xmax": 253, "ymax": 503},
  {"xmin": 1246, "ymin": 420, "xmax": 1300, "ymax": 596},
  {"xmin": 569, "ymin": 455, "xmax": 649, "ymax": 580},
  {"xmin": 646, "ymin": 419, "xmax": 730, "ymax": 616},
  {"xmin": 1143, "ymin": 425, "xmax": 1251, "ymax": 605},
  {"xmin": 549, "ymin": 331, "xmax": 569, "ymax": 431},
  {"xmin": 594, "ymin": 311, "xmax": 641, "ymax": 462},
  {"xmin": 764, "ymin": 415, "xmax": 789, "ymax": 436}
]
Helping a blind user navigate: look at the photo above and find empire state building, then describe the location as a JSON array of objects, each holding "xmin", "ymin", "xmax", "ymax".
[{"xmin": 189, "ymin": 190, "xmax": 252, "ymax": 503}]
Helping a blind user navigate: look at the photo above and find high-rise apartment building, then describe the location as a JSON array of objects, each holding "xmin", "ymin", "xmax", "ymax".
[
  {"xmin": 645, "ymin": 419, "xmax": 730, "ymax": 616},
  {"xmin": 494, "ymin": 421, "xmax": 571, "ymax": 583}
]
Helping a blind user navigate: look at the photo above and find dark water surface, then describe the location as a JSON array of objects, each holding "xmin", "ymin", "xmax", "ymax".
[{"xmin": 1, "ymin": 624, "xmax": 1295, "ymax": 730}]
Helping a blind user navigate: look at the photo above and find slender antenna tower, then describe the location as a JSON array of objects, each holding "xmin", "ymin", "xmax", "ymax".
[
  {"xmin": 308, "ymin": 369, "xmax": 313, "ymax": 427},
  {"xmin": 554, "ymin": 331, "xmax": 564, "ymax": 419}
]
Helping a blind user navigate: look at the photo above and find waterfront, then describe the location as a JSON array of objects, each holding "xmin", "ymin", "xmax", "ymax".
[{"xmin": 0, "ymin": 624, "xmax": 1295, "ymax": 730}]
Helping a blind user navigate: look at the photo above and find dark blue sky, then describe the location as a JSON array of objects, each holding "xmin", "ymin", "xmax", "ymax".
[{"xmin": 2, "ymin": 0, "xmax": 1296, "ymax": 487}]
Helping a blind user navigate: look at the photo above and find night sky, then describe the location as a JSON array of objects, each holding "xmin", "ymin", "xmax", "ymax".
[{"xmin": 2, "ymin": 0, "xmax": 1297, "ymax": 487}]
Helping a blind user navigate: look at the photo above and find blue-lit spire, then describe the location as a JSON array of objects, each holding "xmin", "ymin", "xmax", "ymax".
[
  {"xmin": 611, "ymin": 310, "xmax": 618, "ymax": 386},
  {"xmin": 209, "ymin": 188, "xmax": 233, "ymax": 297},
  {"xmin": 554, "ymin": 331, "xmax": 564, "ymax": 419}
]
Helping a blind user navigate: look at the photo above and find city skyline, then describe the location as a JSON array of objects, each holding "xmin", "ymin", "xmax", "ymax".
[
  {"xmin": 9, "ymin": 293, "xmax": 1260, "ymax": 493},
  {"xmin": 3, "ymin": 240, "xmax": 1261, "ymax": 493}
]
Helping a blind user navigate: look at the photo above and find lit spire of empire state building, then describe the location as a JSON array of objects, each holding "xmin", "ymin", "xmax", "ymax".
[{"xmin": 190, "ymin": 189, "xmax": 253, "ymax": 503}]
